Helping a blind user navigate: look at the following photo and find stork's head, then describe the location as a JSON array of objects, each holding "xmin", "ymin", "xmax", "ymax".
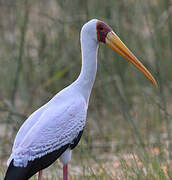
[{"xmin": 81, "ymin": 19, "xmax": 157, "ymax": 87}]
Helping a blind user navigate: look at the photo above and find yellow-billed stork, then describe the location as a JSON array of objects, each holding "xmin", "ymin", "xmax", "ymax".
[{"xmin": 4, "ymin": 19, "xmax": 157, "ymax": 180}]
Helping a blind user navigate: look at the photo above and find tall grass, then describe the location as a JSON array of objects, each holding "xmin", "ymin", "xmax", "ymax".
[{"xmin": 0, "ymin": 0, "xmax": 171, "ymax": 179}]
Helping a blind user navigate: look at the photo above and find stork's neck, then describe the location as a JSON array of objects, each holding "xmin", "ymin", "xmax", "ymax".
[{"xmin": 74, "ymin": 36, "xmax": 98, "ymax": 103}]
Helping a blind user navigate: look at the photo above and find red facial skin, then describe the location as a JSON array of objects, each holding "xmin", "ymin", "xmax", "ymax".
[{"xmin": 96, "ymin": 21, "xmax": 112, "ymax": 43}]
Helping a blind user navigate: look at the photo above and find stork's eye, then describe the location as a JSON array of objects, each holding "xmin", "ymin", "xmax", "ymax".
[{"xmin": 99, "ymin": 26, "xmax": 103, "ymax": 31}]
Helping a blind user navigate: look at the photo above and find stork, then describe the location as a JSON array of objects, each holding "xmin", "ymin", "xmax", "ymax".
[{"xmin": 4, "ymin": 19, "xmax": 157, "ymax": 180}]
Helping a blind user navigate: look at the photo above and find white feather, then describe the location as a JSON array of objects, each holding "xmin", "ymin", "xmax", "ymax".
[
  {"xmin": 8, "ymin": 93, "xmax": 87, "ymax": 167},
  {"xmin": 60, "ymin": 148, "xmax": 72, "ymax": 165},
  {"xmin": 7, "ymin": 19, "xmax": 99, "ymax": 168}
]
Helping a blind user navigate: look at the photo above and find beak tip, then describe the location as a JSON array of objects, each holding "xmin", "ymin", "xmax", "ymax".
[
  {"xmin": 154, "ymin": 82, "xmax": 158, "ymax": 88},
  {"xmin": 152, "ymin": 80, "xmax": 158, "ymax": 88}
]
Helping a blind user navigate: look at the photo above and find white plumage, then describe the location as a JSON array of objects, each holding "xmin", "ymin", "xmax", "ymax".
[
  {"xmin": 60, "ymin": 148, "xmax": 72, "ymax": 165},
  {"xmin": 8, "ymin": 19, "xmax": 98, "ymax": 168},
  {"xmin": 8, "ymin": 94, "xmax": 87, "ymax": 167}
]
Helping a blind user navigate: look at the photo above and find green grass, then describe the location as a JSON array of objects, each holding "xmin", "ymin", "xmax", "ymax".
[{"xmin": 1, "ymin": 144, "xmax": 171, "ymax": 180}]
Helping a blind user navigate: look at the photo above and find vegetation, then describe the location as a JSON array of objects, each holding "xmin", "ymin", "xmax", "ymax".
[{"xmin": 0, "ymin": 0, "xmax": 171, "ymax": 179}]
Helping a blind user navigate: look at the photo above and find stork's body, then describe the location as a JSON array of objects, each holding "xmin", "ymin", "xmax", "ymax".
[{"xmin": 4, "ymin": 19, "xmax": 157, "ymax": 180}]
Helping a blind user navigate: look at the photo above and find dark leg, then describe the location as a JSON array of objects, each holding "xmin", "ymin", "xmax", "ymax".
[
  {"xmin": 38, "ymin": 170, "xmax": 43, "ymax": 180},
  {"xmin": 63, "ymin": 164, "xmax": 68, "ymax": 180}
]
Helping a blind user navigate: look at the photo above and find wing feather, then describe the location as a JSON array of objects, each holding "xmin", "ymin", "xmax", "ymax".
[
  {"xmin": 8, "ymin": 97, "xmax": 87, "ymax": 167},
  {"xmin": 12, "ymin": 105, "xmax": 46, "ymax": 151}
]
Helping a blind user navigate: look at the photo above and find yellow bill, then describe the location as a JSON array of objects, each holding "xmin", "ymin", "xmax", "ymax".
[{"xmin": 105, "ymin": 31, "xmax": 157, "ymax": 87}]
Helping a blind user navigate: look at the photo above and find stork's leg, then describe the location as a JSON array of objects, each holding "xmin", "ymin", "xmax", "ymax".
[
  {"xmin": 38, "ymin": 170, "xmax": 43, "ymax": 180},
  {"xmin": 63, "ymin": 164, "xmax": 68, "ymax": 180}
]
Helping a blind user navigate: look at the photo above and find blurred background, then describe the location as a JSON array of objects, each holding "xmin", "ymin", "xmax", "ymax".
[{"xmin": 0, "ymin": 0, "xmax": 171, "ymax": 179}]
